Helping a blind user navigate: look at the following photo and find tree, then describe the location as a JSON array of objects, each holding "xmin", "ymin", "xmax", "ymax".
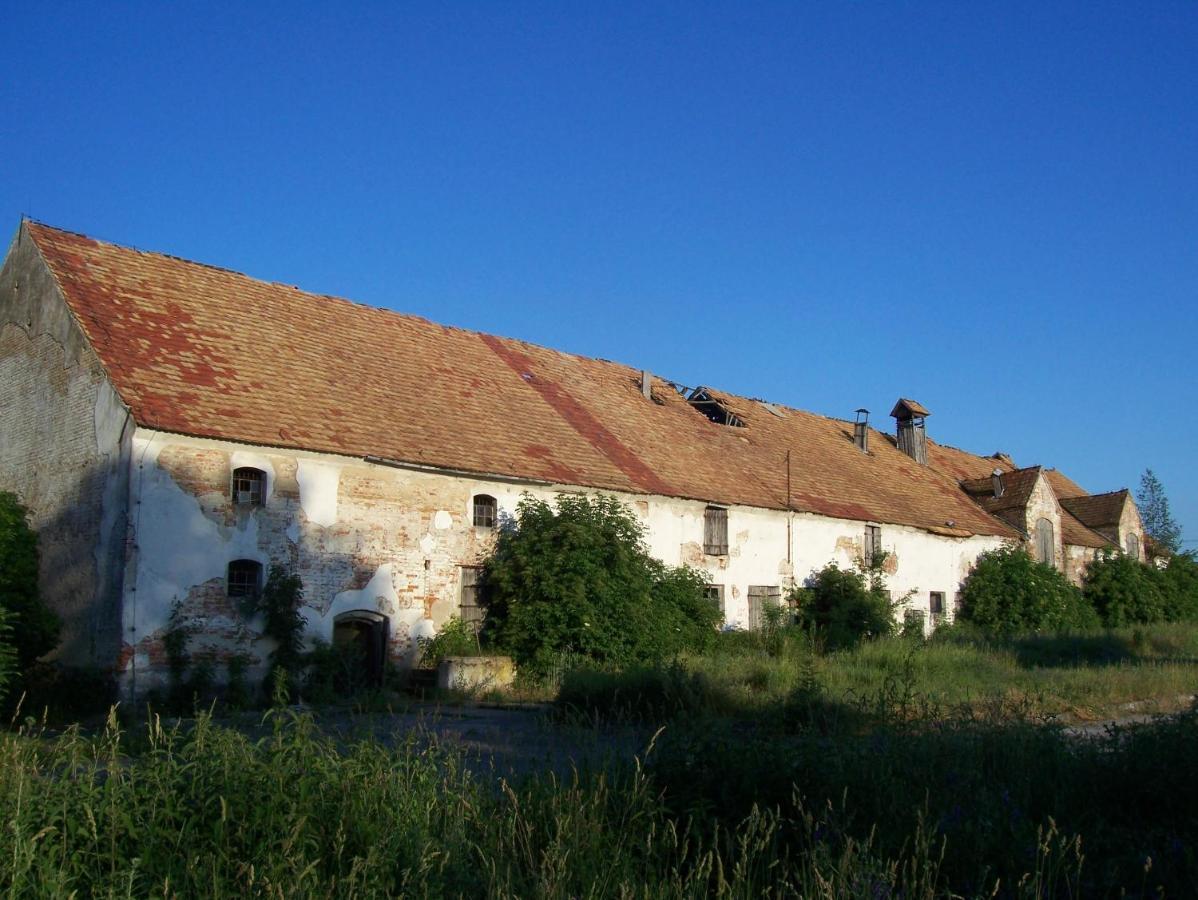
[
  {"xmin": 1137, "ymin": 469, "xmax": 1182, "ymax": 556},
  {"xmin": 480, "ymin": 493, "xmax": 720, "ymax": 676},
  {"xmin": 0, "ymin": 491, "xmax": 61, "ymax": 669}
]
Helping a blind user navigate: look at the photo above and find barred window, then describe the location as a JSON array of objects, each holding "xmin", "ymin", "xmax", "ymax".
[
  {"xmin": 232, "ymin": 467, "xmax": 265, "ymax": 506},
  {"xmin": 473, "ymin": 495, "xmax": 497, "ymax": 528},
  {"xmin": 704, "ymin": 507, "xmax": 728, "ymax": 555},
  {"xmin": 227, "ymin": 559, "xmax": 262, "ymax": 599}
]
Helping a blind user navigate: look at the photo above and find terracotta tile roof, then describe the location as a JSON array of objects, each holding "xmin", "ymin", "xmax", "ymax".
[
  {"xmin": 1060, "ymin": 490, "xmax": 1129, "ymax": 530},
  {"xmin": 24, "ymin": 222, "xmax": 1018, "ymax": 538},
  {"xmin": 928, "ymin": 441, "xmax": 1016, "ymax": 483},
  {"xmin": 1059, "ymin": 510, "xmax": 1113, "ymax": 549},
  {"xmin": 961, "ymin": 466, "xmax": 1042, "ymax": 515},
  {"xmin": 1044, "ymin": 469, "xmax": 1088, "ymax": 500}
]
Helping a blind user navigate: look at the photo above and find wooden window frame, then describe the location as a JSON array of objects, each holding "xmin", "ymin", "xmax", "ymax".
[
  {"xmin": 227, "ymin": 559, "xmax": 263, "ymax": 599},
  {"xmin": 473, "ymin": 495, "xmax": 497, "ymax": 529},
  {"xmin": 863, "ymin": 525, "xmax": 881, "ymax": 566},
  {"xmin": 703, "ymin": 584, "xmax": 725, "ymax": 616},
  {"xmin": 1034, "ymin": 518, "xmax": 1055, "ymax": 567},
  {"xmin": 747, "ymin": 585, "xmax": 782, "ymax": 630},
  {"xmin": 232, "ymin": 467, "xmax": 265, "ymax": 507},
  {"xmin": 459, "ymin": 565, "xmax": 485, "ymax": 629}
]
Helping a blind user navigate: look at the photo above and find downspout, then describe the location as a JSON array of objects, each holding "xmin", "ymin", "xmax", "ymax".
[{"xmin": 125, "ymin": 428, "xmax": 159, "ymax": 701}]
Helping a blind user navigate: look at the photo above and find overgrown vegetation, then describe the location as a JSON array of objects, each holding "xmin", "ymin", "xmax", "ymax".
[
  {"xmin": 1, "ymin": 691, "xmax": 1194, "ymax": 895},
  {"xmin": 417, "ymin": 615, "xmax": 481, "ymax": 667},
  {"xmin": 480, "ymin": 493, "xmax": 720, "ymax": 676},
  {"xmin": 0, "ymin": 491, "xmax": 60, "ymax": 672},
  {"xmin": 790, "ymin": 560, "xmax": 897, "ymax": 649},
  {"xmin": 957, "ymin": 544, "xmax": 1098, "ymax": 633},
  {"xmin": 238, "ymin": 566, "xmax": 306, "ymax": 700}
]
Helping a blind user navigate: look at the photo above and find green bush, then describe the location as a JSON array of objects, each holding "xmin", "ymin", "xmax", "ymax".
[
  {"xmin": 791, "ymin": 563, "xmax": 895, "ymax": 650},
  {"xmin": 0, "ymin": 491, "xmax": 60, "ymax": 669},
  {"xmin": 1083, "ymin": 550, "xmax": 1170, "ymax": 626},
  {"xmin": 417, "ymin": 616, "xmax": 481, "ymax": 668},
  {"xmin": 957, "ymin": 544, "xmax": 1098, "ymax": 634},
  {"xmin": 480, "ymin": 494, "xmax": 720, "ymax": 677}
]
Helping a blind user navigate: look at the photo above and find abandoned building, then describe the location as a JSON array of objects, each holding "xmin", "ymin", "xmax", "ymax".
[{"xmin": 0, "ymin": 221, "xmax": 1146, "ymax": 694}]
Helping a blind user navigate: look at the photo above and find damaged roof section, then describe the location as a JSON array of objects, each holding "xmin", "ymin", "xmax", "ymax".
[{"xmin": 23, "ymin": 221, "xmax": 1026, "ymax": 538}]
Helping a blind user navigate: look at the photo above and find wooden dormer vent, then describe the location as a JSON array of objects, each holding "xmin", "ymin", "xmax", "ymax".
[
  {"xmin": 991, "ymin": 469, "xmax": 1005, "ymax": 498},
  {"xmin": 853, "ymin": 408, "xmax": 870, "ymax": 453},
  {"xmin": 891, "ymin": 398, "xmax": 930, "ymax": 465}
]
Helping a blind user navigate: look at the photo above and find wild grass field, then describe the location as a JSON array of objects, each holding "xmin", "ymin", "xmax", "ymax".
[
  {"xmin": 554, "ymin": 622, "xmax": 1198, "ymax": 723},
  {"xmin": 2, "ymin": 624, "xmax": 1197, "ymax": 897}
]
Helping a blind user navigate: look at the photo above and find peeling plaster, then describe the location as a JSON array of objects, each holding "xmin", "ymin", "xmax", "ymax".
[
  {"xmin": 296, "ymin": 459, "xmax": 340, "ymax": 526},
  {"xmin": 129, "ymin": 440, "xmax": 266, "ymax": 639}
]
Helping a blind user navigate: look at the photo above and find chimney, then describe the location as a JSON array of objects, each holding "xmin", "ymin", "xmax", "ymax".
[
  {"xmin": 853, "ymin": 408, "xmax": 870, "ymax": 453},
  {"xmin": 991, "ymin": 468, "xmax": 1004, "ymax": 498},
  {"xmin": 890, "ymin": 398, "xmax": 930, "ymax": 465},
  {"xmin": 640, "ymin": 370, "xmax": 652, "ymax": 400}
]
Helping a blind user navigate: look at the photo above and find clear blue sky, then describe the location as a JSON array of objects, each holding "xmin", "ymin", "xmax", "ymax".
[{"xmin": 4, "ymin": 2, "xmax": 1195, "ymax": 543}]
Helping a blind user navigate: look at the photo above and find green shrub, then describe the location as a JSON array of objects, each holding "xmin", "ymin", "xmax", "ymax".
[
  {"xmin": 417, "ymin": 616, "xmax": 481, "ymax": 667},
  {"xmin": 480, "ymin": 494, "xmax": 720, "ymax": 676},
  {"xmin": 1083, "ymin": 550, "xmax": 1168, "ymax": 627},
  {"xmin": 0, "ymin": 491, "xmax": 60, "ymax": 669},
  {"xmin": 791, "ymin": 563, "xmax": 895, "ymax": 650},
  {"xmin": 957, "ymin": 544, "xmax": 1097, "ymax": 634}
]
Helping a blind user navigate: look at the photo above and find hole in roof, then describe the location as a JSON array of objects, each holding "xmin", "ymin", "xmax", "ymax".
[{"xmin": 688, "ymin": 388, "xmax": 745, "ymax": 428}]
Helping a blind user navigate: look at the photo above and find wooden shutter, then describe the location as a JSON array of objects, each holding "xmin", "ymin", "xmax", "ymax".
[{"xmin": 704, "ymin": 507, "xmax": 728, "ymax": 555}]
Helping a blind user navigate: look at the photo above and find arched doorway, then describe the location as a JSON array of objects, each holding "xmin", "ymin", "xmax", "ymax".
[{"xmin": 332, "ymin": 610, "xmax": 389, "ymax": 688}]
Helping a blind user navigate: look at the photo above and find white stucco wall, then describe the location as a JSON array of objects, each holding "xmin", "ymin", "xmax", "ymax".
[{"xmin": 118, "ymin": 429, "xmax": 1009, "ymax": 693}]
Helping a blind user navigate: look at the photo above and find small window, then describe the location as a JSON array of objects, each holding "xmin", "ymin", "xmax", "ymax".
[
  {"xmin": 232, "ymin": 467, "xmax": 265, "ymax": 506},
  {"xmin": 1034, "ymin": 518, "xmax": 1055, "ymax": 567},
  {"xmin": 704, "ymin": 506, "xmax": 728, "ymax": 555},
  {"xmin": 929, "ymin": 591, "xmax": 945, "ymax": 624},
  {"xmin": 473, "ymin": 495, "xmax": 497, "ymax": 528},
  {"xmin": 703, "ymin": 584, "xmax": 725, "ymax": 615},
  {"xmin": 1125, "ymin": 533, "xmax": 1140, "ymax": 559},
  {"xmin": 863, "ymin": 525, "xmax": 882, "ymax": 566},
  {"xmin": 747, "ymin": 585, "xmax": 781, "ymax": 630},
  {"xmin": 227, "ymin": 559, "xmax": 262, "ymax": 599},
  {"xmin": 460, "ymin": 566, "xmax": 484, "ymax": 628}
]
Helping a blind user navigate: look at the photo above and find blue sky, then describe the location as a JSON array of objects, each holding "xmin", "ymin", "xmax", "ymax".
[{"xmin": 3, "ymin": 2, "xmax": 1196, "ymax": 542}]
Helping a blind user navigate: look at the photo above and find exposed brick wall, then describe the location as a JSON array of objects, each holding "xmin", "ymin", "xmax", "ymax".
[{"xmin": 0, "ymin": 227, "xmax": 130, "ymax": 668}]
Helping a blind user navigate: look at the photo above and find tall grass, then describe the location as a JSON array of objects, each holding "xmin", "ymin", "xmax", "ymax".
[
  {"xmin": 0, "ymin": 706, "xmax": 1079, "ymax": 898},
  {"xmin": 3, "ymin": 701, "xmax": 1194, "ymax": 895},
  {"xmin": 560, "ymin": 624, "xmax": 1198, "ymax": 723}
]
